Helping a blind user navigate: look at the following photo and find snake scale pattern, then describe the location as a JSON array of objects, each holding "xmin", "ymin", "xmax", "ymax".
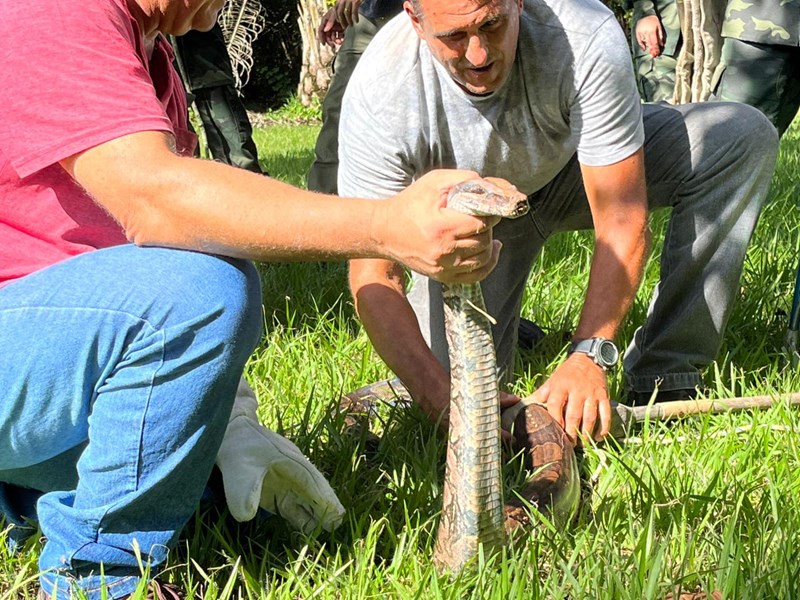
[{"xmin": 431, "ymin": 180, "xmax": 579, "ymax": 574}]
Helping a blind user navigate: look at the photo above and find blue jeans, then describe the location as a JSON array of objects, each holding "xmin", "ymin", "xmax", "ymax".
[{"xmin": 0, "ymin": 245, "xmax": 263, "ymax": 599}]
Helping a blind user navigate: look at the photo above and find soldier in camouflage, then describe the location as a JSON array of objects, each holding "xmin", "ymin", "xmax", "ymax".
[
  {"xmin": 172, "ymin": 24, "xmax": 263, "ymax": 174},
  {"xmin": 712, "ymin": 0, "xmax": 800, "ymax": 136},
  {"xmin": 628, "ymin": 0, "xmax": 682, "ymax": 103},
  {"xmin": 307, "ymin": 0, "xmax": 404, "ymax": 194}
]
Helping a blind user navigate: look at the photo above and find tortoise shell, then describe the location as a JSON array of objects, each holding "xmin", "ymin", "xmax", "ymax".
[{"xmin": 502, "ymin": 401, "xmax": 581, "ymax": 531}]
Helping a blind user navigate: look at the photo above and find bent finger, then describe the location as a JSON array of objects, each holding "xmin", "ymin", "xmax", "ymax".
[
  {"xmin": 450, "ymin": 230, "xmax": 493, "ymax": 254},
  {"xmin": 540, "ymin": 388, "xmax": 566, "ymax": 429},
  {"xmin": 453, "ymin": 241, "xmax": 494, "ymax": 273},
  {"xmin": 563, "ymin": 396, "xmax": 584, "ymax": 443},
  {"xmin": 455, "ymin": 240, "xmax": 501, "ymax": 283},
  {"xmin": 447, "ymin": 212, "xmax": 502, "ymax": 237}
]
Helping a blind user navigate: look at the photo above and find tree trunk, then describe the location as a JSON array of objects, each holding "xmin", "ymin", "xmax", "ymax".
[
  {"xmin": 297, "ymin": 0, "xmax": 336, "ymax": 106},
  {"xmin": 673, "ymin": 0, "xmax": 726, "ymax": 103}
]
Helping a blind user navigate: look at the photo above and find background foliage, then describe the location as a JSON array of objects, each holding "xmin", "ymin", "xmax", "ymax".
[{"xmin": 243, "ymin": 0, "xmax": 303, "ymax": 110}]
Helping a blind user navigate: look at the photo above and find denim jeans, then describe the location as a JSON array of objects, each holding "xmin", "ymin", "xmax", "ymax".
[
  {"xmin": 0, "ymin": 245, "xmax": 263, "ymax": 599},
  {"xmin": 408, "ymin": 101, "xmax": 779, "ymax": 394}
]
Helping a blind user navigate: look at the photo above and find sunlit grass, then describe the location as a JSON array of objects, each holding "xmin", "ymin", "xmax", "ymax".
[
  {"xmin": 251, "ymin": 125, "xmax": 320, "ymax": 189},
  {"xmin": 3, "ymin": 119, "xmax": 799, "ymax": 600}
]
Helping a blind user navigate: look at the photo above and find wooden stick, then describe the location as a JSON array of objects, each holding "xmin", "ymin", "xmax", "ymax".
[
  {"xmin": 610, "ymin": 393, "xmax": 800, "ymax": 438},
  {"xmin": 344, "ymin": 379, "xmax": 800, "ymax": 440}
]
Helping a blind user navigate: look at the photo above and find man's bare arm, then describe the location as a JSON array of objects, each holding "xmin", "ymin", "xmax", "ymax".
[
  {"xmin": 350, "ymin": 257, "xmax": 452, "ymax": 420},
  {"xmin": 60, "ymin": 130, "xmax": 500, "ymax": 282},
  {"xmin": 350, "ymin": 255, "xmax": 520, "ymax": 433},
  {"xmin": 530, "ymin": 148, "xmax": 650, "ymax": 441}
]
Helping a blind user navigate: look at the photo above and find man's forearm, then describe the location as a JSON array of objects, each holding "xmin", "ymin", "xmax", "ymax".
[
  {"xmin": 577, "ymin": 150, "xmax": 650, "ymax": 342},
  {"xmin": 80, "ymin": 148, "xmax": 391, "ymax": 262},
  {"xmin": 60, "ymin": 130, "xmax": 501, "ymax": 281},
  {"xmin": 350, "ymin": 259, "xmax": 451, "ymax": 416},
  {"xmin": 574, "ymin": 224, "xmax": 649, "ymax": 341}
]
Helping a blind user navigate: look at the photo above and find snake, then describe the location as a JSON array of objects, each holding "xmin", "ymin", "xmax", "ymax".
[
  {"xmin": 341, "ymin": 179, "xmax": 581, "ymax": 575},
  {"xmin": 431, "ymin": 179, "xmax": 580, "ymax": 574}
]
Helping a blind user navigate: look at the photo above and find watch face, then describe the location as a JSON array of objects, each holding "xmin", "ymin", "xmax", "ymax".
[{"xmin": 598, "ymin": 340, "xmax": 619, "ymax": 366}]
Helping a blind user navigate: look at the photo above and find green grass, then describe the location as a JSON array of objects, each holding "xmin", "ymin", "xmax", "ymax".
[
  {"xmin": 3, "ymin": 120, "xmax": 800, "ymax": 600},
  {"xmin": 251, "ymin": 125, "xmax": 320, "ymax": 189}
]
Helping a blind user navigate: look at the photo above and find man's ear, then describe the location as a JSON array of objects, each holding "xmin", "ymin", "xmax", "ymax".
[{"xmin": 403, "ymin": 0, "xmax": 424, "ymax": 37}]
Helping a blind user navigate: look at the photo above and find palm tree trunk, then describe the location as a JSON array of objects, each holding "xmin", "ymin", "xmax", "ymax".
[{"xmin": 297, "ymin": 0, "xmax": 336, "ymax": 106}]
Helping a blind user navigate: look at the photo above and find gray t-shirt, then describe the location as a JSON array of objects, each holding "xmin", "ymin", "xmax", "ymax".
[{"xmin": 339, "ymin": 0, "xmax": 644, "ymax": 200}]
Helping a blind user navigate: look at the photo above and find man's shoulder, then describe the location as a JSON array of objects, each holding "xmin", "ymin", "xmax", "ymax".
[
  {"xmin": 346, "ymin": 14, "xmax": 425, "ymax": 111},
  {"xmin": 523, "ymin": 0, "xmax": 616, "ymax": 38},
  {"xmin": 4, "ymin": 0, "xmax": 134, "ymax": 32},
  {"xmin": 519, "ymin": 0, "xmax": 623, "ymax": 78}
]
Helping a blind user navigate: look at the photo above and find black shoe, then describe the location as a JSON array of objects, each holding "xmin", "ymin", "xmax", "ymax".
[
  {"xmin": 626, "ymin": 387, "xmax": 702, "ymax": 406},
  {"xmin": 517, "ymin": 318, "xmax": 546, "ymax": 351}
]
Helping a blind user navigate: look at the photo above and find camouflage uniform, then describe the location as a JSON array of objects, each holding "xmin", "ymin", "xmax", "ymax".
[
  {"xmin": 172, "ymin": 24, "xmax": 263, "ymax": 173},
  {"xmin": 307, "ymin": 0, "xmax": 404, "ymax": 194},
  {"xmin": 629, "ymin": 0, "xmax": 682, "ymax": 103},
  {"xmin": 712, "ymin": 0, "xmax": 800, "ymax": 136}
]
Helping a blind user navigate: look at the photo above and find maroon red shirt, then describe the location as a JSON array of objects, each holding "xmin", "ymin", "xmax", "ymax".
[{"xmin": 0, "ymin": 0, "xmax": 195, "ymax": 284}]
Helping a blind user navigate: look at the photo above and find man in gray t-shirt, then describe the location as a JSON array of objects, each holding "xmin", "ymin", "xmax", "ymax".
[{"xmin": 339, "ymin": 0, "xmax": 778, "ymax": 442}]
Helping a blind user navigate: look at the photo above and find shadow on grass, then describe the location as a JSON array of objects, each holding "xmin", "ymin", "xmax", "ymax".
[
  {"xmin": 259, "ymin": 150, "xmax": 315, "ymax": 189},
  {"xmin": 256, "ymin": 261, "xmax": 358, "ymax": 333}
]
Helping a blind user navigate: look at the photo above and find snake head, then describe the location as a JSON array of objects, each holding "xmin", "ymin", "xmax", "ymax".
[{"xmin": 447, "ymin": 178, "xmax": 530, "ymax": 218}]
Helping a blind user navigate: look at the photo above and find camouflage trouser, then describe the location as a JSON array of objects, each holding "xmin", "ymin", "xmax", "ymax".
[
  {"xmin": 630, "ymin": 9, "xmax": 682, "ymax": 104},
  {"xmin": 307, "ymin": 15, "xmax": 384, "ymax": 194},
  {"xmin": 173, "ymin": 25, "xmax": 263, "ymax": 174},
  {"xmin": 634, "ymin": 52, "xmax": 679, "ymax": 103},
  {"xmin": 711, "ymin": 38, "xmax": 800, "ymax": 138}
]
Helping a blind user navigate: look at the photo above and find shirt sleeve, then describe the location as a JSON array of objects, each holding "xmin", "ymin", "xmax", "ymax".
[
  {"xmin": 570, "ymin": 16, "xmax": 645, "ymax": 167},
  {"xmin": 0, "ymin": 0, "xmax": 178, "ymax": 178},
  {"xmin": 337, "ymin": 58, "xmax": 416, "ymax": 200}
]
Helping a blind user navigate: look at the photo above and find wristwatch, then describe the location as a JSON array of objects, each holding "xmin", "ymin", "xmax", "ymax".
[{"xmin": 567, "ymin": 337, "xmax": 619, "ymax": 370}]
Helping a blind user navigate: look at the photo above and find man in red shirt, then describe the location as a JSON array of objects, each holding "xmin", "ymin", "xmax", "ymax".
[{"xmin": 0, "ymin": 1, "xmax": 504, "ymax": 598}]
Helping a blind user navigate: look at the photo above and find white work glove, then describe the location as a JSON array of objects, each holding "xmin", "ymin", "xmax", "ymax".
[{"xmin": 215, "ymin": 378, "xmax": 345, "ymax": 534}]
